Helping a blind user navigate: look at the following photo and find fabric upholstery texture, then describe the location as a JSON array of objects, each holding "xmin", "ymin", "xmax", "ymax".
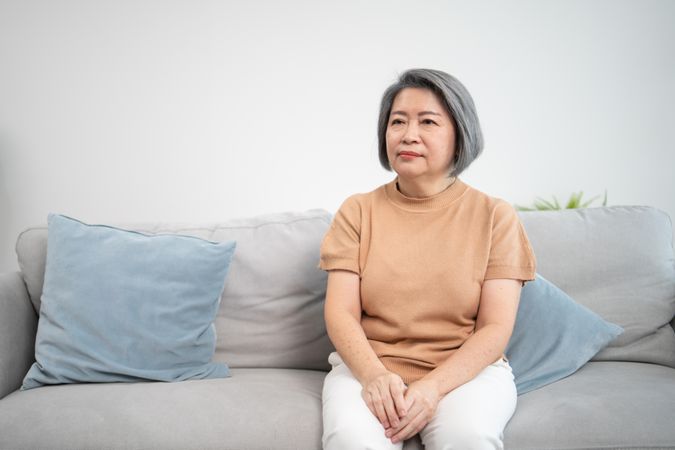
[
  {"xmin": 16, "ymin": 210, "xmax": 335, "ymax": 371},
  {"xmin": 5, "ymin": 205, "xmax": 675, "ymax": 449},
  {"xmin": 505, "ymin": 273, "xmax": 623, "ymax": 395},
  {"xmin": 504, "ymin": 361, "xmax": 675, "ymax": 449},
  {"xmin": 2, "ymin": 363, "xmax": 673, "ymax": 450},
  {"xmin": 518, "ymin": 206, "xmax": 675, "ymax": 368},
  {"xmin": 0, "ymin": 271, "xmax": 37, "ymax": 398},
  {"xmin": 2, "ymin": 368, "xmax": 325, "ymax": 450},
  {"xmin": 22, "ymin": 214, "xmax": 235, "ymax": 389}
]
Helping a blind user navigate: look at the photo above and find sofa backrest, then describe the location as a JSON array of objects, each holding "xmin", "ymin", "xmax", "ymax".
[
  {"xmin": 15, "ymin": 205, "xmax": 675, "ymax": 371},
  {"xmin": 518, "ymin": 205, "xmax": 675, "ymax": 368},
  {"xmin": 16, "ymin": 210, "xmax": 336, "ymax": 371}
]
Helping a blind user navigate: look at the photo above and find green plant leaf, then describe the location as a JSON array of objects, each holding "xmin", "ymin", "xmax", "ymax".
[
  {"xmin": 534, "ymin": 197, "xmax": 558, "ymax": 210},
  {"xmin": 565, "ymin": 192, "xmax": 576, "ymax": 209},
  {"xmin": 580, "ymin": 194, "xmax": 600, "ymax": 208},
  {"xmin": 521, "ymin": 189, "xmax": 608, "ymax": 211}
]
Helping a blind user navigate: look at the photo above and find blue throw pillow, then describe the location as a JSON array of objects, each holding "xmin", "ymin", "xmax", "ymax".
[
  {"xmin": 22, "ymin": 214, "xmax": 237, "ymax": 390},
  {"xmin": 505, "ymin": 273, "xmax": 624, "ymax": 395}
]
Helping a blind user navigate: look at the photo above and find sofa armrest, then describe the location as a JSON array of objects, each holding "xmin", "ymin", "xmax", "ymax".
[{"xmin": 0, "ymin": 271, "xmax": 37, "ymax": 399}]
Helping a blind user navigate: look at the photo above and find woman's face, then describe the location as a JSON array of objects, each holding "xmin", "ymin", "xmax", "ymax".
[{"xmin": 385, "ymin": 87, "xmax": 456, "ymax": 182}]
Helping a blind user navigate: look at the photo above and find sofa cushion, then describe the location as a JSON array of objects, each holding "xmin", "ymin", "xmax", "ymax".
[
  {"xmin": 505, "ymin": 273, "xmax": 623, "ymax": 395},
  {"xmin": 0, "ymin": 368, "xmax": 325, "ymax": 450},
  {"xmin": 503, "ymin": 361, "xmax": 675, "ymax": 449},
  {"xmin": 22, "ymin": 214, "xmax": 235, "ymax": 390},
  {"xmin": 519, "ymin": 206, "xmax": 675, "ymax": 368},
  {"xmin": 3, "ymin": 363, "xmax": 672, "ymax": 450},
  {"xmin": 16, "ymin": 210, "xmax": 335, "ymax": 371}
]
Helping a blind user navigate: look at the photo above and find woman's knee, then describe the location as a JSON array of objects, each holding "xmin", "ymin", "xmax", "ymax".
[
  {"xmin": 323, "ymin": 424, "xmax": 400, "ymax": 450},
  {"xmin": 322, "ymin": 364, "xmax": 401, "ymax": 450},
  {"xmin": 422, "ymin": 422, "xmax": 504, "ymax": 450}
]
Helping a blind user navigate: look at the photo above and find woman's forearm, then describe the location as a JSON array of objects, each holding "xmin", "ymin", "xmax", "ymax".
[
  {"xmin": 422, "ymin": 323, "xmax": 509, "ymax": 396},
  {"xmin": 325, "ymin": 309, "xmax": 389, "ymax": 385}
]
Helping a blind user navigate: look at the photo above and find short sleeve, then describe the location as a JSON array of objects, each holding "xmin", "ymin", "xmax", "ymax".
[
  {"xmin": 317, "ymin": 195, "xmax": 361, "ymax": 275},
  {"xmin": 484, "ymin": 201, "xmax": 536, "ymax": 284}
]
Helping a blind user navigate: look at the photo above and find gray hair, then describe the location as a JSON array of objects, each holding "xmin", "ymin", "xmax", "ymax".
[{"xmin": 377, "ymin": 68, "xmax": 484, "ymax": 178}]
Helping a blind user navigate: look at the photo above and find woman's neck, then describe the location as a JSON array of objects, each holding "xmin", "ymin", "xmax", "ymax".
[{"xmin": 396, "ymin": 176, "xmax": 457, "ymax": 199}]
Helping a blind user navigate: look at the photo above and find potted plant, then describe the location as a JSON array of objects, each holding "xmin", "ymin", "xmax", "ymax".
[{"xmin": 515, "ymin": 190, "xmax": 608, "ymax": 211}]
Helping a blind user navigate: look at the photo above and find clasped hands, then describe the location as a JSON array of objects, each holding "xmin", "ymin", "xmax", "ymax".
[{"xmin": 361, "ymin": 371, "xmax": 441, "ymax": 444}]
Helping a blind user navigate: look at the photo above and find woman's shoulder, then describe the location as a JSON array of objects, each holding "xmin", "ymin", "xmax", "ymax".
[
  {"xmin": 335, "ymin": 182, "xmax": 388, "ymax": 210},
  {"xmin": 460, "ymin": 180, "xmax": 517, "ymax": 216}
]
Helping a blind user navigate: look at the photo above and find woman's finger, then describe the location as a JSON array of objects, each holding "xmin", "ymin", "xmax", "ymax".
[
  {"xmin": 379, "ymin": 383, "xmax": 401, "ymax": 428},
  {"xmin": 362, "ymin": 391, "xmax": 380, "ymax": 425},
  {"xmin": 369, "ymin": 389, "xmax": 390, "ymax": 428},
  {"xmin": 390, "ymin": 408, "xmax": 427, "ymax": 444},
  {"xmin": 389, "ymin": 380, "xmax": 407, "ymax": 418},
  {"xmin": 386, "ymin": 396, "xmax": 418, "ymax": 437}
]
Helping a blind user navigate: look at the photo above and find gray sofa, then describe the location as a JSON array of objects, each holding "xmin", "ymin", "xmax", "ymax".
[{"xmin": 1, "ymin": 205, "xmax": 674, "ymax": 450}]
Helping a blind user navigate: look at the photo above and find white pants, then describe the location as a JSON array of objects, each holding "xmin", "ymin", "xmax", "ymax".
[{"xmin": 322, "ymin": 352, "xmax": 517, "ymax": 450}]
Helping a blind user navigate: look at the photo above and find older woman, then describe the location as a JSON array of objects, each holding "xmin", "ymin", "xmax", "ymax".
[{"xmin": 318, "ymin": 68, "xmax": 536, "ymax": 449}]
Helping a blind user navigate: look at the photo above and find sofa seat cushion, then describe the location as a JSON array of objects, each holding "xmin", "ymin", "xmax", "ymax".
[
  {"xmin": 0, "ymin": 368, "xmax": 325, "ymax": 450},
  {"xmin": 504, "ymin": 361, "xmax": 675, "ymax": 449},
  {"xmin": 4, "ymin": 363, "xmax": 672, "ymax": 450}
]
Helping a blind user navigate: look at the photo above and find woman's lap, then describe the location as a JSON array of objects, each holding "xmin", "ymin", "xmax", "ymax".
[
  {"xmin": 322, "ymin": 353, "xmax": 517, "ymax": 450},
  {"xmin": 418, "ymin": 358, "xmax": 517, "ymax": 449},
  {"xmin": 322, "ymin": 359, "xmax": 402, "ymax": 449}
]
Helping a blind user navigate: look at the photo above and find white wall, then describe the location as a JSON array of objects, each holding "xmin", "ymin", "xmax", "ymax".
[{"xmin": 1, "ymin": 0, "xmax": 674, "ymax": 272}]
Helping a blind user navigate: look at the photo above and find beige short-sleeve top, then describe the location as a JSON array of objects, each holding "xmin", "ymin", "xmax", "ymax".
[{"xmin": 319, "ymin": 176, "xmax": 536, "ymax": 384}]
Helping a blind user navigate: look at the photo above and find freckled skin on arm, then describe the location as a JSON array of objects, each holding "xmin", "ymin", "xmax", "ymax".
[{"xmin": 324, "ymin": 269, "xmax": 409, "ymax": 430}]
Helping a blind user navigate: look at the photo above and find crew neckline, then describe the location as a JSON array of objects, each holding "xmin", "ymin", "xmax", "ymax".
[{"xmin": 384, "ymin": 176, "xmax": 468, "ymax": 211}]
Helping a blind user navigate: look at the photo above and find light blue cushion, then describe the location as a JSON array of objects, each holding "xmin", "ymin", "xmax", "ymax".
[
  {"xmin": 22, "ymin": 214, "xmax": 236, "ymax": 390},
  {"xmin": 505, "ymin": 273, "xmax": 624, "ymax": 395}
]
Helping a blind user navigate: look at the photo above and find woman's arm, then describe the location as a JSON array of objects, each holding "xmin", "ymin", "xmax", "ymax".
[
  {"xmin": 425, "ymin": 277, "xmax": 522, "ymax": 394},
  {"xmin": 324, "ymin": 269, "xmax": 408, "ymax": 429},
  {"xmin": 385, "ymin": 278, "xmax": 523, "ymax": 443}
]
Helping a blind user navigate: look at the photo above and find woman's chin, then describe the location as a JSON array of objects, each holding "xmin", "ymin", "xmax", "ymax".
[
  {"xmin": 393, "ymin": 167, "xmax": 425, "ymax": 180},
  {"xmin": 392, "ymin": 161, "xmax": 420, "ymax": 173}
]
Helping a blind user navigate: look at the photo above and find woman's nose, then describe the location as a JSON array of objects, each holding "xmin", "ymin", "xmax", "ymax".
[{"xmin": 402, "ymin": 122, "xmax": 420, "ymax": 144}]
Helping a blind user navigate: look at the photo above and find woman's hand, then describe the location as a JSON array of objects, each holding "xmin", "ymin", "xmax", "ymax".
[
  {"xmin": 384, "ymin": 378, "xmax": 441, "ymax": 443},
  {"xmin": 361, "ymin": 370, "xmax": 408, "ymax": 430}
]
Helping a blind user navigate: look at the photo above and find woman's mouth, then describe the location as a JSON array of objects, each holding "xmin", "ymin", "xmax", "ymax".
[{"xmin": 399, "ymin": 151, "xmax": 421, "ymax": 160}]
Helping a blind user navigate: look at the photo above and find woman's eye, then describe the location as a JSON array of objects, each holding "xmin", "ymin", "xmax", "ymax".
[
  {"xmin": 390, "ymin": 119, "xmax": 404, "ymax": 125},
  {"xmin": 422, "ymin": 119, "xmax": 437, "ymax": 125}
]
